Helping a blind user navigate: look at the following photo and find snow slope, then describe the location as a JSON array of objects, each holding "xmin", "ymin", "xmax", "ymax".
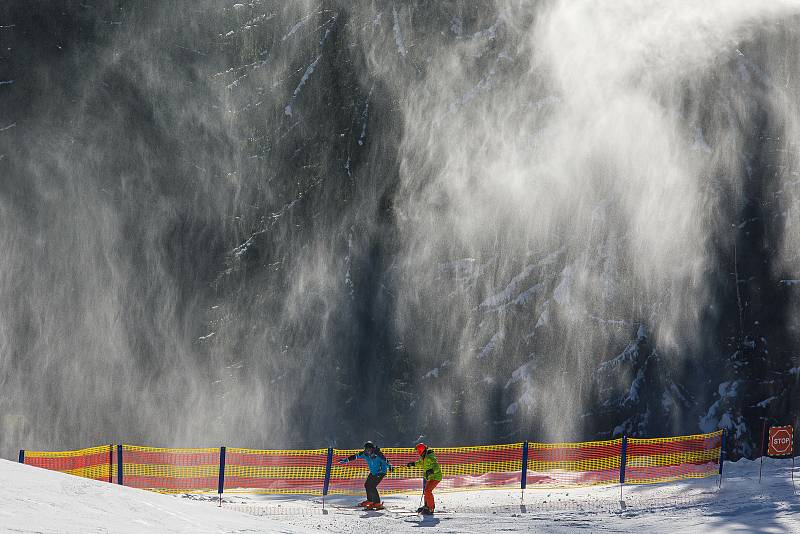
[
  {"xmin": 0, "ymin": 459, "xmax": 308, "ymax": 533},
  {"xmin": 3, "ymin": 457, "xmax": 799, "ymax": 533}
]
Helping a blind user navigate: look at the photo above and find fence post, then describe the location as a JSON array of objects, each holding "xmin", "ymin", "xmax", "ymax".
[
  {"xmin": 18, "ymin": 449, "xmax": 24, "ymax": 463},
  {"xmin": 520, "ymin": 441, "xmax": 529, "ymax": 502},
  {"xmin": 619, "ymin": 435, "xmax": 628, "ymax": 501},
  {"xmin": 218, "ymin": 446, "xmax": 227, "ymax": 507},
  {"xmin": 794, "ymin": 416, "xmax": 798, "ymax": 494},
  {"xmin": 322, "ymin": 447, "xmax": 333, "ymax": 509},
  {"xmin": 117, "ymin": 445, "xmax": 124, "ymax": 485},
  {"xmin": 718, "ymin": 430, "xmax": 726, "ymax": 489},
  {"xmin": 108, "ymin": 444, "xmax": 113, "ymax": 483},
  {"xmin": 759, "ymin": 419, "xmax": 766, "ymax": 484}
]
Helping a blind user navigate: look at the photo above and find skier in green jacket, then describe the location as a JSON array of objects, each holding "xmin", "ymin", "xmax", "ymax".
[{"xmin": 405, "ymin": 442, "xmax": 442, "ymax": 515}]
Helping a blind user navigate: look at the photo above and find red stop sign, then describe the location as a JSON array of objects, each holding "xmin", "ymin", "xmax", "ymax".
[{"xmin": 767, "ymin": 426, "xmax": 794, "ymax": 457}]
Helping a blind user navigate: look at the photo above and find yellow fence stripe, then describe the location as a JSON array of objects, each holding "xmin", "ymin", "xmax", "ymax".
[
  {"xmin": 227, "ymin": 448, "xmax": 328, "ymax": 455},
  {"xmin": 627, "ymin": 449, "xmax": 720, "ymax": 468},
  {"xmin": 122, "ymin": 445, "xmax": 219, "ymax": 453},
  {"xmin": 629, "ymin": 430, "xmax": 722, "ymax": 444},
  {"xmin": 25, "ymin": 445, "xmax": 111, "ymax": 458},
  {"xmin": 61, "ymin": 466, "xmax": 111, "ymax": 478}
]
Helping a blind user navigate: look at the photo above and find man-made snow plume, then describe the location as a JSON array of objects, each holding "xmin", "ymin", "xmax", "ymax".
[
  {"xmin": 2, "ymin": 1, "xmax": 800, "ymax": 458},
  {"xmin": 0, "ymin": 0, "xmax": 321, "ymax": 455},
  {"xmin": 390, "ymin": 0, "xmax": 800, "ymax": 440}
]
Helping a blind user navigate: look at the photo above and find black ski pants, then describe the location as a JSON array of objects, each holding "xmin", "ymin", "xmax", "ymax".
[{"xmin": 364, "ymin": 473, "xmax": 385, "ymax": 503}]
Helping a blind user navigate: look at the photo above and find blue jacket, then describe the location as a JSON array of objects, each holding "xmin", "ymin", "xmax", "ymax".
[{"xmin": 347, "ymin": 450, "xmax": 392, "ymax": 476}]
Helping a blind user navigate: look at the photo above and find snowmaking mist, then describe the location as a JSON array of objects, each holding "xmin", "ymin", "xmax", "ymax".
[{"xmin": 1, "ymin": 0, "xmax": 800, "ymax": 459}]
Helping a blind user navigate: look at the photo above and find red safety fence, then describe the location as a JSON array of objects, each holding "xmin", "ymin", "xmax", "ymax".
[
  {"xmin": 22, "ymin": 445, "xmax": 115, "ymax": 483},
  {"xmin": 526, "ymin": 439, "xmax": 622, "ymax": 487},
  {"xmin": 120, "ymin": 445, "xmax": 220, "ymax": 494},
  {"xmin": 625, "ymin": 431, "xmax": 723, "ymax": 484},
  {"xmin": 19, "ymin": 430, "xmax": 727, "ymax": 495},
  {"xmin": 223, "ymin": 448, "xmax": 329, "ymax": 495}
]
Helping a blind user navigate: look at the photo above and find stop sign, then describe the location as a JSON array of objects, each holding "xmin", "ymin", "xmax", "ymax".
[{"xmin": 767, "ymin": 426, "xmax": 794, "ymax": 457}]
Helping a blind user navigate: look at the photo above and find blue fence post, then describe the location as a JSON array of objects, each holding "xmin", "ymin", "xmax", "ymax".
[
  {"xmin": 322, "ymin": 448, "xmax": 334, "ymax": 495},
  {"xmin": 520, "ymin": 441, "xmax": 529, "ymax": 503},
  {"xmin": 218, "ymin": 446, "xmax": 227, "ymax": 507},
  {"xmin": 117, "ymin": 445, "xmax": 123, "ymax": 485},
  {"xmin": 718, "ymin": 430, "xmax": 726, "ymax": 488},
  {"xmin": 322, "ymin": 447, "xmax": 333, "ymax": 510},
  {"xmin": 18, "ymin": 449, "xmax": 24, "ymax": 463},
  {"xmin": 619, "ymin": 435, "xmax": 628, "ymax": 501},
  {"xmin": 619, "ymin": 435, "xmax": 628, "ymax": 484}
]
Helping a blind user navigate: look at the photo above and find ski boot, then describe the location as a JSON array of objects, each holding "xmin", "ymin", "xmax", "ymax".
[
  {"xmin": 417, "ymin": 506, "xmax": 434, "ymax": 515},
  {"xmin": 366, "ymin": 502, "xmax": 384, "ymax": 510},
  {"xmin": 358, "ymin": 500, "xmax": 373, "ymax": 508}
]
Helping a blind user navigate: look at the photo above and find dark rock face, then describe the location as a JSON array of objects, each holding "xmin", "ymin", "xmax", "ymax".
[{"xmin": 0, "ymin": 1, "xmax": 798, "ymax": 460}]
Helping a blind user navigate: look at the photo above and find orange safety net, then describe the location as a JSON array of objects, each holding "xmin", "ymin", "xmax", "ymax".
[
  {"xmin": 121, "ymin": 445, "xmax": 220, "ymax": 494},
  {"xmin": 223, "ymin": 448, "xmax": 329, "ymax": 495},
  {"xmin": 526, "ymin": 439, "xmax": 622, "ymax": 487},
  {"xmin": 626, "ymin": 431, "xmax": 723, "ymax": 484},
  {"xmin": 328, "ymin": 443, "xmax": 524, "ymax": 495},
  {"xmin": 18, "ymin": 430, "xmax": 724, "ymax": 495},
  {"xmin": 23, "ymin": 445, "xmax": 115, "ymax": 483}
]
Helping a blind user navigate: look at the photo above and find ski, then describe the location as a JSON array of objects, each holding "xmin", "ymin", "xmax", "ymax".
[
  {"xmin": 330, "ymin": 503, "xmax": 372, "ymax": 510},
  {"xmin": 391, "ymin": 510, "xmax": 452, "ymax": 517},
  {"xmin": 327, "ymin": 505, "xmax": 373, "ymax": 514},
  {"xmin": 403, "ymin": 516, "xmax": 452, "ymax": 523}
]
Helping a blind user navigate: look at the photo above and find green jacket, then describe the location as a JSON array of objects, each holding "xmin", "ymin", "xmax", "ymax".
[{"xmin": 411, "ymin": 449, "xmax": 443, "ymax": 481}]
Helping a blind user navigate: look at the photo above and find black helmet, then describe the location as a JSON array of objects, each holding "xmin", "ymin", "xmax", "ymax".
[{"xmin": 363, "ymin": 440, "xmax": 375, "ymax": 451}]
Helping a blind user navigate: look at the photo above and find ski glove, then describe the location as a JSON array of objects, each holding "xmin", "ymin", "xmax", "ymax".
[
  {"xmin": 338, "ymin": 459, "xmax": 349, "ymax": 464},
  {"xmin": 425, "ymin": 468, "xmax": 434, "ymax": 478},
  {"xmin": 406, "ymin": 461, "xmax": 415, "ymax": 468}
]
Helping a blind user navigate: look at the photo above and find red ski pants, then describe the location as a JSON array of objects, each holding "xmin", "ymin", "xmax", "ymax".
[{"xmin": 423, "ymin": 479, "xmax": 440, "ymax": 510}]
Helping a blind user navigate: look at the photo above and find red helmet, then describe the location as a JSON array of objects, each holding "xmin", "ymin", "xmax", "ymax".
[{"xmin": 415, "ymin": 443, "xmax": 427, "ymax": 456}]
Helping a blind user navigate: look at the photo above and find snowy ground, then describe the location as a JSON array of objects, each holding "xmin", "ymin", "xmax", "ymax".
[
  {"xmin": 0, "ymin": 459, "xmax": 308, "ymax": 534},
  {"xmin": 2, "ymin": 457, "xmax": 798, "ymax": 533}
]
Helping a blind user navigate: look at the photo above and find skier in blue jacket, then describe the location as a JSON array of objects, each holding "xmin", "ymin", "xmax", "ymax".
[{"xmin": 338, "ymin": 441, "xmax": 393, "ymax": 510}]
